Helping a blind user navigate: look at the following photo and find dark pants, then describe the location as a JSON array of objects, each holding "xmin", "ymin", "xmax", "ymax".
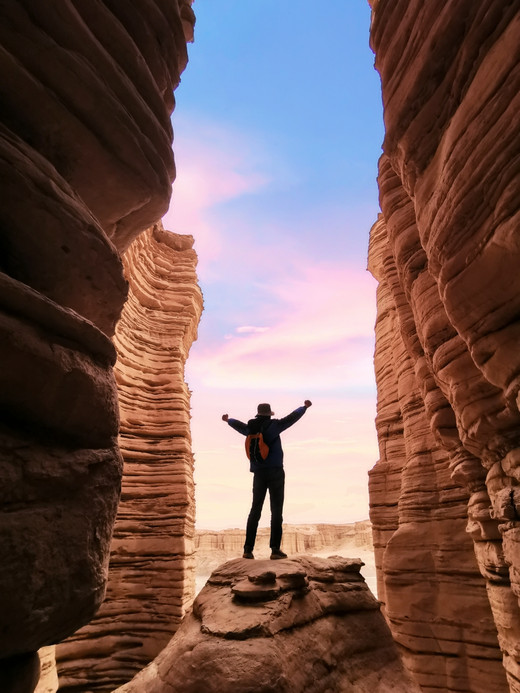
[{"xmin": 244, "ymin": 467, "xmax": 285, "ymax": 551}]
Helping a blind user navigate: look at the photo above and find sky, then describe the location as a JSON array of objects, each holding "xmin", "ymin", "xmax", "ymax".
[{"xmin": 162, "ymin": 1, "xmax": 384, "ymax": 530}]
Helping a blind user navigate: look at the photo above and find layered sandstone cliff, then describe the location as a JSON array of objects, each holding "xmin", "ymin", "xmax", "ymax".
[
  {"xmin": 0, "ymin": 1, "xmax": 194, "ymax": 689},
  {"xmin": 115, "ymin": 557, "xmax": 420, "ymax": 693},
  {"xmin": 56, "ymin": 224, "xmax": 202, "ymax": 692},
  {"xmin": 369, "ymin": 1, "xmax": 520, "ymax": 691}
]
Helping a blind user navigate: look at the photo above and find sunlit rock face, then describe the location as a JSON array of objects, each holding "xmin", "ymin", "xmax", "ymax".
[
  {"xmin": 0, "ymin": 0, "xmax": 194, "ymax": 687},
  {"xmin": 35, "ymin": 649, "xmax": 58, "ymax": 693},
  {"xmin": 369, "ymin": 1, "xmax": 520, "ymax": 690},
  {"xmin": 114, "ymin": 557, "xmax": 420, "ymax": 693},
  {"xmin": 56, "ymin": 224, "xmax": 203, "ymax": 691}
]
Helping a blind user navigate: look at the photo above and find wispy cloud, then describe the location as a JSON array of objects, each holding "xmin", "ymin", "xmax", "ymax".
[
  {"xmin": 163, "ymin": 115, "xmax": 290, "ymax": 276},
  {"xmin": 188, "ymin": 259, "xmax": 376, "ymax": 392},
  {"xmin": 163, "ymin": 115, "xmax": 379, "ymax": 531},
  {"xmin": 235, "ymin": 326, "xmax": 270, "ymax": 334}
]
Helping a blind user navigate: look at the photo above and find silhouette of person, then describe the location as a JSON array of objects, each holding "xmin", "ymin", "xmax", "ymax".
[{"xmin": 222, "ymin": 400, "xmax": 312, "ymax": 559}]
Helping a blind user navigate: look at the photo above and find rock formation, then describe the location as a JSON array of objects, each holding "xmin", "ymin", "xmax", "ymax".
[
  {"xmin": 55, "ymin": 224, "xmax": 202, "ymax": 691},
  {"xmin": 114, "ymin": 556, "xmax": 420, "ymax": 693},
  {"xmin": 0, "ymin": 1, "xmax": 194, "ymax": 689},
  {"xmin": 368, "ymin": 1, "xmax": 520, "ymax": 691}
]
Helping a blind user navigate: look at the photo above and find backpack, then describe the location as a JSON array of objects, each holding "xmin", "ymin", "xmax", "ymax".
[{"xmin": 245, "ymin": 421, "xmax": 270, "ymax": 464}]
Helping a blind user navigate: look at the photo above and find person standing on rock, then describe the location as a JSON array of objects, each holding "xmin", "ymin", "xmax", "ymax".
[{"xmin": 222, "ymin": 400, "xmax": 312, "ymax": 560}]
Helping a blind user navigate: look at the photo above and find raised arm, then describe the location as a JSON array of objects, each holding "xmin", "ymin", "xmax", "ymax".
[
  {"xmin": 276, "ymin": 400, "xmax": 312, "ymax": 434},
  {"xmin": 222, "ymin": 415, "xmax": 249, "ymax": 436}
]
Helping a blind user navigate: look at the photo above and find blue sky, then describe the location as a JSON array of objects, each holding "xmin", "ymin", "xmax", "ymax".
[{"xmin": 163, "ymin": 1, "xmax": 384, "ymax": 531}]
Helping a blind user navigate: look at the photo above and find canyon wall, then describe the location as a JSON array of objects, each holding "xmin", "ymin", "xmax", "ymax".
[
  {"xmin": 369, "ymin": 1, "xmax": 520, "ymax": 691},
  {"xmin": 0, "ymin": 1, "xmax": 194, "ymax": 690},
  {"xmin": 56, "ymin": 224, "xmax": 202, "ymax": 691}
]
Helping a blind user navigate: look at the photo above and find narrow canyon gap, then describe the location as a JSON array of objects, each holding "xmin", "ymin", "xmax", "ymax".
[{"xmin": 1, "ymin": 2, "xmax": 520, "ymax": 693}]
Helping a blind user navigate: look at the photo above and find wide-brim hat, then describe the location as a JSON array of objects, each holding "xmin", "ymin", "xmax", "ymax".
[{"xmin": 257, "ymin": 403, "xmax": 274, "ymax": 417}]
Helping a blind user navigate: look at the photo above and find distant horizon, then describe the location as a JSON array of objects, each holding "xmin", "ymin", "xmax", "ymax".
[{"xmin": 195, "ymin": 518, "xmax": 372, "ymax": 533}]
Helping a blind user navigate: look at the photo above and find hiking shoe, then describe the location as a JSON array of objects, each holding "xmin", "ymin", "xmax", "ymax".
[
  {"xmin": 242, "ymin": 551, "xmax": 255, "ymax": 559},
  {"xmin": 270, "ymin": 549, "xmax": 288, "ymax": 560}
]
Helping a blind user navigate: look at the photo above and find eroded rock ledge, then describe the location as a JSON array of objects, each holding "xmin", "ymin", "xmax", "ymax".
[{"xmin": 115, "ymin": 557, "xmax": 419, "ymax": 693}]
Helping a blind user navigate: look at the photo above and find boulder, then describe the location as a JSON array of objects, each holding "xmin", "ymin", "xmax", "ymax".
[{"xmin": 115, "ymin": 556, "xmax": 420, "ymax": 693}]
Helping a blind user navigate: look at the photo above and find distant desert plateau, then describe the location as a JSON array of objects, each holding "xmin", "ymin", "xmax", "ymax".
[{"xmin": 194, "ymin": 520, "xmax": 376, "ymax": 595}]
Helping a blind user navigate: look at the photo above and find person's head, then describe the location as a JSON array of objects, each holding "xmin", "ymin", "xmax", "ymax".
[{"xmin": 256, "ymin": 403, "xmax": 274, "ymax": 417}]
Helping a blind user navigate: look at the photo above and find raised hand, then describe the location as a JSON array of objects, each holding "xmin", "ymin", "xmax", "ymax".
[
  {"xmin": 304, "ymin": 400, "xmax": 312, "ymax": 408},
  {"xmin": 222, "ymin": 414, "xmax": 229, "ymax": 422}
]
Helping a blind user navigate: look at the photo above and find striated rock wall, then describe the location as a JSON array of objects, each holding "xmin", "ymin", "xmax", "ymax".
[
  {"xmin": 0, "ymin": 0, "xmax": 194, "ymax": 688},
  {"xmin": 369, "ymin": 214, "xmax": 505, "ymax": 691},
  {"xmin": 369, "ymin": 1, "xmax": 520, "ymax": 691},
  {"xmin": 114, "ymin": 556, "xmax": 420, "ymax": 693},
  {"xmin": 56, "ymin": 224, "xmax": 203, "ymax": 692}
]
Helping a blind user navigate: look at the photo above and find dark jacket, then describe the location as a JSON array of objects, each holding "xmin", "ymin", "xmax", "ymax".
[{"xmin": 227, "ymin": 406, "xmax": 307, "ymax": 472}]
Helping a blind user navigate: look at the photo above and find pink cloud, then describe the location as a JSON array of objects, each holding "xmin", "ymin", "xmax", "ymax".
[
  {"xmin": 163, "ymin": 115, "xmax": 379, "ymax": 531},
  {"xmin": 187, "ymin": 261, "xmax": 377, "ymax": 391},
  {"xmin": 235, "ymin": 326, "xmax": 270, "ymax": 334},
  {"xmin": 163, "ymin": 116, "xmax": 274, "ymax": 275}
]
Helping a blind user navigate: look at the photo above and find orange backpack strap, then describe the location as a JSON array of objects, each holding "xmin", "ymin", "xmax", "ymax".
[
  {"xmin": 258, "ymin": 434, "xmax": 269, "ymax": 460},
  {"xmin": 245, "ymin": 433, "xmax": 269, "ymax": 461},
  {"xmin": 245, "ymin": 433, "xmax": 260, "ymax": 460}
]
